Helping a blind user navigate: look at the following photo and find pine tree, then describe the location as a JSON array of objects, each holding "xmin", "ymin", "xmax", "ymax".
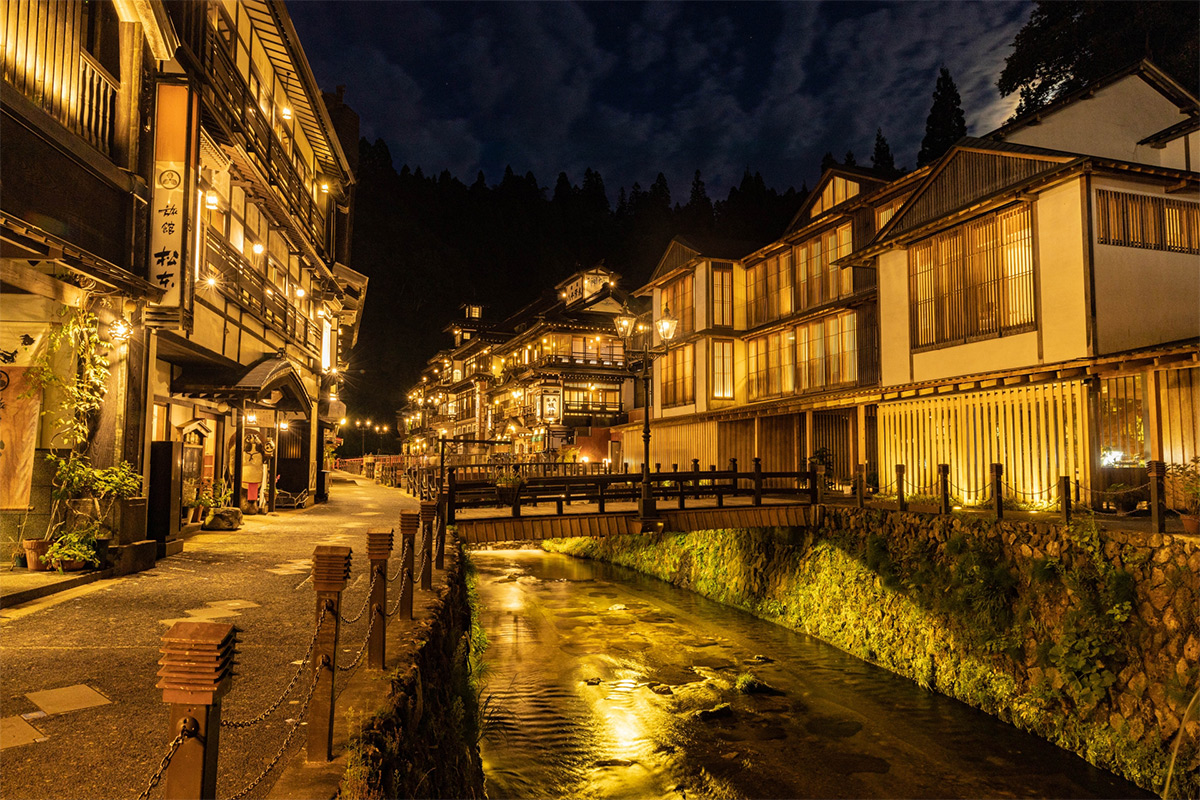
[
  {"xmin": 918, "ymin": 67, "xmax": 968, "ymax": 167},
  {"xmin": 843, "ymin": 150, "xmax": 857, "ymax": 167},
  {"xmin": 871, "ymin": 128, "xmax": 898, "ymax": 178},
  {"xmin": 683, "ymin": 170, "xmax": 714, "ymax": 232},
  {"xmin": 820, "ymin": 151, "xmax": 838, "ymax": 171}
]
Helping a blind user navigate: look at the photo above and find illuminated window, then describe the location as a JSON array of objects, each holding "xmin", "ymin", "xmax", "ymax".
[
  {"xmin": 747, "ymin": 332, "xmax": 795, "ymax": 401},
  {"xmin": 746, "ymin": 253, "xmax": 793, "ymax": 328},
  {"xmin": 1096, "ymin": 190, "xmax": 1200, "ymax": 254},
  {"xmin": 712, "ymin": 340, "xmax": 734, "ymax": 399},
  {"xmin": 662, "ymin": 274, "xmax": 694, "ymax": 334},
  {"xmin": 661, "ymin": 344, "xmax": 695, "ymax": 406},
  {"xmin": 712, "ymin": 264, "xmax": 734, "ymax": 327},
  {"xmin": 909, "ymin": 204, "xmax": 1035, "ymax": 350}
]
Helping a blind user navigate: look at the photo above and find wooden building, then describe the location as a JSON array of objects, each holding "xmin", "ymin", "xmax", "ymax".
[
  {"xmin": 1, "ymin": 1, "xmax": 366, "ymax": 564},
  {"xmin": 850, "ymin": 61, "xmax": 1199, "ymax": 505}
]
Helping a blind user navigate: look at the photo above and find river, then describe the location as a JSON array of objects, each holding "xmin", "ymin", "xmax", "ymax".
[{"xmin": 473, "ymin": 549, "xmax": 1149, "ymax": 800}]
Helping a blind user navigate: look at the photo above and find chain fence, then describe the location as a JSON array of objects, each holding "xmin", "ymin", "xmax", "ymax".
[
  {"xmin": 137, "ymin": 729, "xmax": 189, "ymax": 800},
  {"xmin": 224, "ymin": 666, "xmax": 323, "ymax": 800}
]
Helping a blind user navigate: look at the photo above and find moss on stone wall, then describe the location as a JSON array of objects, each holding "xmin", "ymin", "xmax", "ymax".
[
  {"xmin": 340, "ymin": 544, "xmax": 486, "ymax": 799},
  {"xmin": 543, "ymin": 510, "xmax": 1198, "ymax": 796}
]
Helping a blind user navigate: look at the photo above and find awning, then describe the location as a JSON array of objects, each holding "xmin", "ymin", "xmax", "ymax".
[{"xmin": 172, "ymin": 355, "xmax": 313, "ymax": 415}]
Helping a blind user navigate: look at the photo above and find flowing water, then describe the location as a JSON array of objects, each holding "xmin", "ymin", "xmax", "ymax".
[{"xmin": 474, "ymin": 549, "xmax": 1149, "ymax": 800}]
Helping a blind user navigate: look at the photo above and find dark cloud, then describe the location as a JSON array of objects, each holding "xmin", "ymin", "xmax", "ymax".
[{"xmin": 292, "ymin": 0, "xmax": 1028, "ymax": 200}]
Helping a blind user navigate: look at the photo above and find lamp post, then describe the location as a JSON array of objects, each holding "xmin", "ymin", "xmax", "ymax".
[
  {"xmin": 615, "ymin": 305, "xmax": 678, "ymax": 518},
  {"xmin": 355, "ymin": 418, "xmax": 371, "ymax": 457}
]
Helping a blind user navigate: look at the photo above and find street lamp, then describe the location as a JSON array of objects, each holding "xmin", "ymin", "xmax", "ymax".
[{"xmin": 615, "ymin": 304, "xmax": 678, "ymax": 518}]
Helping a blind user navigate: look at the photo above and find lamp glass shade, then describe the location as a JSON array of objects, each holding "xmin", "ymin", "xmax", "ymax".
[
  {"xmin": 614, "ymin": 312, "xmax": 637, "ymax": 339},
  {"xmin": 656, "ymin": 307, "xmax": 679, "ymax": 342}
]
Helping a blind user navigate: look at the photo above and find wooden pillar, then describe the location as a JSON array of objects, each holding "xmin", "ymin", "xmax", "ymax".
[
  {"xmin": 398, "ymin": 512, "xmax": 418, "ymax": 620},
  {"xmin": 804, "ymin": 409, "xmax": 816, "ymax": 466},
  {"xmin": 1148, "ymin": 460, "xmax": 1166, "ymax": 534},
  {"xmin": 366, "ymin": 529, "xmax": 392, "ymax": 670},
  {"xmin": 938, "ymin": 463, "xmax": 951, "ymax": 515},
  {"xmin": 991, "ymin": 463, "xmax": 1005, "ymax": 521},
  {"xmin": 308, "ymin": 545, "xmax": 351, "ymax": 762},
  {"xmin": 419, "ymin": 500, "xmax": 436, "ymax": 590},
  {"xmin": 157, "ymin": 621, "xmax": 237, "ymax": 800},
  {"xmin": 1145, "ymin": 370, "xmax": 1164, "ymax": 462}
]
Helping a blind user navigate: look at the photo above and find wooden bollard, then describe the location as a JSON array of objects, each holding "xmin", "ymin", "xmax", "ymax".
[
  {"xmin": 1060, "ymin": 476, "xmax": 1072, "ymax": 525},
  {"xmin": 157, "ymin": 621, "xmax": 237, "ymax": 800},
  {"xmin": 938, "ymin": 464, "xmax": 951, "ymax": 515},
  {"xmin": 991, "ymin": 464, "xmax": 1004, "ymax": 520},
  {"xmin": 366, "ymin": 528, "xmax": 392, "ymax": 670},
  {"xmin": 308, "ymin": 545, "xmax": 351, "ymax": 762},
  {"xmin": 1148, "ymin": 460, "xmax": 1166, "ymax": 534},
  {"xmin": 896, "ymin": 464, "xmax": 907, "ymax": 511},
  {"xmin": 752, "ymin": 458, "xmax": 763, "ymax": 506},
  {"xmin": 399, "ymin": 512, "xmax": 418, "ymax": 619},
  {"xmin": 420, "ymin": 500, "xmax": 436, "ymax": 590},
  {"xmin": 855, "ymin": 464, "xmax": 866, "ymax": 508}
]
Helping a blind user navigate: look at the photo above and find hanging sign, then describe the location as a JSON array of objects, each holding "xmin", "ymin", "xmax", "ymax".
[{"xmin": 148, "ymin": 82, "xmax": 196, "ymax": 317}]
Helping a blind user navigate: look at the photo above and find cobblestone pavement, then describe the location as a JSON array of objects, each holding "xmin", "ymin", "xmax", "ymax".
[{"xmin": 0, "ymin": 473, "xmax": 415, "ymax": 800}]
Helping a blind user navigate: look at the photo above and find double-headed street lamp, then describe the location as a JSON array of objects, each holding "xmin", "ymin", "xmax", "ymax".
[
  {"xmin": 614, "ymin": 305, "xmax": 678, "ymax": 518},
  {"xmin": 355, "ymin": 418, "xmax": 371, "ymax": 456}
]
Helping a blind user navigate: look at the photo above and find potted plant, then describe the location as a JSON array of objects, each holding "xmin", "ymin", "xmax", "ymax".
[
  {"xmin": 19, "ymin": 306, "xmax": 143, "ymax": 569},
  {"xmin": 1166, "ymin": 457, "xmax": 1200, "ymax": 535},
  {"xmin": 494, "ymin": 468, "xmax": 524, "ymax": 506},
  {"xmin": 201, "ymin": 479, "xmax": 243, "ymax": 530}
]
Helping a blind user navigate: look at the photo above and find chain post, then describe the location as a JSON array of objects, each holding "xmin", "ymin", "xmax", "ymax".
[
  {"xmin": 990, "ymin": 463, "xmax": 1004, "ymax": 520},
  {"xmin": 938, "ymin": 464, "xmax": 951, "ymax": 515},
  {"xmin": 308, "ymin": 545, "xmax": 351, "ymax": 762},
  {"xmin": 399, "ymin": 513, "xmax": 417, "ymax": 619},
  {"xmin": 420, "ymin": 499, "xmax": 436, "ymax": 589},
  {"xmin": 367, "ymin": 528, "xmax": 392, "ymax": 670},
  {"xmin": 156, "ymin": 621, "xmax": 237, "ymax": 799},
  {"xmin": 855, "ymin": 464, "xmax": 866, "ymax": 508},
  {"xmin": 1059, "ymin": 476, "xmax": 1072, "ymax": 524},
  {"xmin": 1148, "ymin": 460, "xmax": 1166, "ymax": 534},
  {"xmin": 895, "ymin": 464, "xmax": 907, "ymax": 511}
]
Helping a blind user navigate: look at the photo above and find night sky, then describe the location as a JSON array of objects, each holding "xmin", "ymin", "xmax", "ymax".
[{"xmin": 291, "ymin": 0, "xmax": 1032, "ymax": 200}]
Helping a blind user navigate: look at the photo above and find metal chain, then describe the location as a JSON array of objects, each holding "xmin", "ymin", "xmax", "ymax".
[
  {"xmin": 1086, "ymin": 482, "xmax": 1152, "ymax": 498},
  {"xmin": 387, "ymin": 540, "xmax": 410, "ymax": 583},
  {"xmin": 386, "ymin": 567, "xmax": 411, "ymax": 618},
  {"xmin": 221, "ymin": 605, "xmax": 327, "ymax": 729},
  {"xmin": 136, "ymin": 729, "xmax": 188, "ymax": 800},
  {"xmin": 339, "ymin": 567, "xmax": 381, "ymax": 625},
  {"xmin": 224, "ymin": 668, "xmax": 322, "ymax": 800},
  {"xmin": 336, "ymin": 608, "xmax": 379, "ymax": 673},
  {"xmin": 1002, "ymin": 481, "xmax": 1058, "ymax": 500}
]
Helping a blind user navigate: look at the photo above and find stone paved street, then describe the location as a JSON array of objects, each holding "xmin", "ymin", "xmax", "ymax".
[{"xmin": 0, "ymin": 473, "xmax": 416, "ymax": 800}]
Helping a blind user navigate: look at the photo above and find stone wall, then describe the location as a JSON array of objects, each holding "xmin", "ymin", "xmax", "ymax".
[
  {"xmin": 542, "ymin": 508, "xmax": 1199, "ymax": 796},
  {"xmin": 339, "ymin": 541, "xmax": 486, "ymax": 799}
]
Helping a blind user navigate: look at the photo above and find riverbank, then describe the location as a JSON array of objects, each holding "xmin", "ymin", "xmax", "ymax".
[{"xmin": 543, "ymin": 508, "xmax": 1199, "ymax": 797}]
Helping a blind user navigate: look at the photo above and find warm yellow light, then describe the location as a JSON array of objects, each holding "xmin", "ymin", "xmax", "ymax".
[
  {"xmin": 205, "ymin": 190, "xmax": 219, "ymax": 210},
  {"xmin": 581, "ymin": 456, "xmax": 590, "ymax": 463},
  {"xmin": 206, "ymin": 276, "xmax": 217, "ymax": 288},
  {"xmin": 279, "ymin": 420, "xmax": 289, "ymax": 431},
  {"xmin": 252, "ymin": 242, "xmax": 264, "ymax": 255},
  {"xmin": 246, "ymin": 412, "xmax": 258, "ymax": 425},
  {"xmin": 266, "ymin": 288, "xmax": 273, "ymax": 296},
  {"xmin": 281, "ymin": 106, "xmax": 293, "ymax": 121},
  {"xmin": 339, "ymin": 418, "xmax": 347, "ymax": 425},
  {"xmin": 295, "ymin": 287, "xmax": 306, "ymax": 298},
  {"xmin": 109, "ymin": 317, "xmax": 133, "ymax": 343},
  {"xmin": 317, "ymin": 308, "xmax": 325, "ymax": 317},
  {"xmin": 321, "ymin": 182, "xmax": 330, "ymax": 194}
]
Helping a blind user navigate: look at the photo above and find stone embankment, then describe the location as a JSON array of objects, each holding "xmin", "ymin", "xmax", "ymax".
[
  {"xmin": 338, "ymin": 539, "xmax": 485, "ymax": 799},
  {"xmin": 543, "ymin": 507, "xmax": 1199, "ymax": 796}
]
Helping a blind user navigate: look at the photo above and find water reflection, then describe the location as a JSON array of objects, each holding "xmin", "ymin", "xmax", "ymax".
[{"xmin": 475, "ymin": 550, "xmax": 1148, "ymax": 800}]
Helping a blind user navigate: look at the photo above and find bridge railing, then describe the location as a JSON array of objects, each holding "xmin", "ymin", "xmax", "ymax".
[{"xmin": 442, "ymin": 457, "xmax": 823, "ymax": 521}]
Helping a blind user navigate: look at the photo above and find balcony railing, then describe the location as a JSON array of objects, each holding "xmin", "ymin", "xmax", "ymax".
[
  {"xmin": 205, "ymin": 230, "xmax": 321, "ymax": 356},
  {"xmin": 77, "ymin": 52, "xmax": 117, "ymax": 156},
  {"xmin": 199, "ymin": 24, "xmax": 327, "ymax": 251}
]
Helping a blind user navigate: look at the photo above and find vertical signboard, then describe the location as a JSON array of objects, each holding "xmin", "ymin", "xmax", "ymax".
[
  {"xmin": 148, "ymin": 83, "xmax": 197, "ymax": 324},
  {"xmin": 542, "ymin": 390, "xmax": 561, "ymax": 422}
]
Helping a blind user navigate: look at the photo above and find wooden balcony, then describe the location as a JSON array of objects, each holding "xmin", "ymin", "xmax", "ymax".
[{"xmin": 205, "ymin": 230, "xmax": 321, "ymax": 356}]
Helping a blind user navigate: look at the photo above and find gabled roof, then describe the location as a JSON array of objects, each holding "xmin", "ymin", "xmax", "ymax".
[
  {"xmin": 647, "ymin": 234, "xmax": 762, "ymax": 284},
  {"xmin": 988, "ymin": 59, "xmax": 1199, "ymax": 142},
  {"xmin": 784, "ymin": 165, "xmax": 890, "ymax": 235},
  {"xmin": 876, "ymin": 138, "xmax": 1076, "ymax": 241}
]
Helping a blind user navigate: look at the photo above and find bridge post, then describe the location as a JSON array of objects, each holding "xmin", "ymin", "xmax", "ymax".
[
  {"xmin": 814, "ymin": 464, "xmax": 825, "ymax": 505},
  {"xmin": 597, "ymin": 480, "xmax": 605, "ymax": 513},
  {"xmin": 511, "ymin": 480, "xmax": 522, "ymax": 518},
  {"xmin": 896, "ymin": 464, "xmax": 907, "ymax": 512},
  {"xmin": 938, "ymin": 464, "xmax": 951, "ymax": 515},
  {"xmin": 674, "ymin": 464, "xmax": 684, "ymax": 509},
  {"xmin": 713, "ymin": 464, "xmax": 723, "ymax": 507},
  {"xmin": 691, "ymin": 459, "xmax": 700, "ymax": 504},
  {"xmin": 1148, "ymin": 460, "xmax": 1166, "ymax": 534},
  {"xmin": 753, "ymin": 458, "xmax": 763, "ymax": 506},
  {"xmin": 807, "ymin": 466, "xmax": 819, "ymax": 505}
]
